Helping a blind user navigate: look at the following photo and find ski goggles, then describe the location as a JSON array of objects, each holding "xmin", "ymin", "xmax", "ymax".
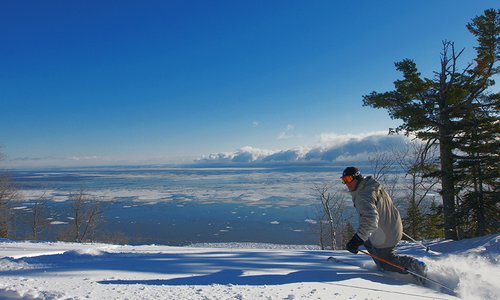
[{"xmin": 341, "ymin": 175, "xmax": 355, "ymax": 184}]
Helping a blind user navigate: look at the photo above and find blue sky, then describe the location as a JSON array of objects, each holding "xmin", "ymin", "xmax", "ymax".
[{"xmin": 1, "ymin": 1, "xmax": 497, "ymax": 168}]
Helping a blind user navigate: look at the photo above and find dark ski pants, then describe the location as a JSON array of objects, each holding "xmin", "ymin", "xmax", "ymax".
[{"xmin": 364, "ymin": 240, "xmax": 416, "ymax": 274}]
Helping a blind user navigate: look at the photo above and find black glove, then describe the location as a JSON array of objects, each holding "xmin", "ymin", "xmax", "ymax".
[{"xmin": 345, "ymin": 234, "xmax": 364, "ymax": 254}]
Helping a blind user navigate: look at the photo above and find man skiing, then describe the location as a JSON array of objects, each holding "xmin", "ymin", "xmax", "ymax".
[{"xmin": 342, "ymin": 166, "xmax": 427, "ymax": 283}]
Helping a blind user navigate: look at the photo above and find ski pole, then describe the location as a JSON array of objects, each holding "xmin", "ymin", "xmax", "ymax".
[
  {"xmin": 358, "ymin": 250, "xmax": 456, "ymax": 294},
  {"xmin": 358, "ymin": 250, "xmax": 406, "ymax": 272},
  {"xmin": 403, "ymin": 232, "xmax": 430, "ymax": 252}
]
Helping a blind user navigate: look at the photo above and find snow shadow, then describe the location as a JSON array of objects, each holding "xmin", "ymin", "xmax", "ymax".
[
  {"xmin": 98, "ymin": 268, "xmax": 392, "ymax": 286},
  {"xmin": 1, "ymin": 249, "xmax": 403, "ymax": 287}
]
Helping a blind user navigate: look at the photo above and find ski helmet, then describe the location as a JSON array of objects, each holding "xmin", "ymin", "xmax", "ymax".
[{"xmin": 342, "ymin": 167, "xmax": 362, "ymax": 179}]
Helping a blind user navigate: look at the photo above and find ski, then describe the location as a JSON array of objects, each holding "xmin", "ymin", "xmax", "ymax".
[
  {"xmin": 327, "ymin": 255, "xmax": 456, "ymax": 296},
  {"xmin": 327, "ymin": 256, "xmax": 365, "ymax": 269}
]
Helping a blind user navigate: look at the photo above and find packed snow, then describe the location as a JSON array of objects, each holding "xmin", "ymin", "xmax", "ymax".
[{"xmin": 0, "ymin": 234, "xmax": 498, "ymax": 300}]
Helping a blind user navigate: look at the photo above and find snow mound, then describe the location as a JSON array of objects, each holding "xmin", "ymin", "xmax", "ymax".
[
  {"xmin": 0, "ymin": 257, "xmax": 39, "ymax": 271},
  {"xmin": 426, "ymin": 234, "xmax": 499, "ymax": 258},
  {"xmin": 64, "ymin": 247, "xmax": 105, "ymax": 257}
]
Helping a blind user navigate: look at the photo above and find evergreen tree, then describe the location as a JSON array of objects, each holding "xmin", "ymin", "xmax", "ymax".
[
  {"xmin": 450, "ymin": 10, "xmax": 500, "ymax": 237},
  {"xmin": 404, "ymin": 198, "xmax": 424, "ymax": 240},
  {"xmin": 453, "ymin": 99, "xmax": 500, "ymax": 236},
  {"xmin": 424, "ymin": 200, "xmax": 444, "ymax": 239},
  {"xmin": 362, "ymin": 9, "xmax": 500, "ymax": 239}
]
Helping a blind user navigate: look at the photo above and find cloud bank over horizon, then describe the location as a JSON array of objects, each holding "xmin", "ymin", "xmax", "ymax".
[
  {"xmin": 3, "ymin": 132, "xmax": 414, "ymax": 169},
  {"xmin": 196, "ymin": 132, "xmax": 412, "ymax": 166}
]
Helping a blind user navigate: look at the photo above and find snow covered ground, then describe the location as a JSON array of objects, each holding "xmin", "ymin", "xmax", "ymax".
[{"xmin": 0, "ymin": 234, "xmax": 498, "ymax": 300}]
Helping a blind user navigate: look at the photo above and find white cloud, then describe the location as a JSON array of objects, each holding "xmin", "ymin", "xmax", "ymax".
[
  {"xmin": 277, "ymin": 124, "xmax": 297, "ymax": 140},
  {"xmin": 196, "ymin": 132, "xmax": 414, "ymax": 165},
  {"xmin": 277, "ymin": 132, "xmax": 293, "ymax": 140},
  {"xmin": 69, "ymin": 155, "xmax": 101, "ymax": 161},
  {"xmin": 252, "ymin": 121, "xmax": 259, "ymax": 127},
  {"xmin": 318, "ymin": 131, "xmax": 387, "ymax": 147},
  {"xmin": 197, "ymin": 146, "xmax": 273, "ymax": 164}
]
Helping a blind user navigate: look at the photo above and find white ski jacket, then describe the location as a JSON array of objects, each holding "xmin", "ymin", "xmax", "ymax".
[{"xmin": 349, "ymin": 176, "xmax": 403, "ymax": 248}]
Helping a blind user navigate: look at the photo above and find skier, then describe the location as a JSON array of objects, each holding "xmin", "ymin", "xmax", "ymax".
[{"xmin": 341, "ymin": 166, "xmax": 427, "ymax": 283}]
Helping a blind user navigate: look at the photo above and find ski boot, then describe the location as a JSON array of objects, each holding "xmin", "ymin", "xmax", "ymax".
[{"xmin": 409, "ymin": 260, "xmax": 427, "ymax": 286}]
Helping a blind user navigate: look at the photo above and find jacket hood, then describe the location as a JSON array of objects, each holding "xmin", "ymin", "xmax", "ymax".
[{"xmin": 349, "ymin": 176, "xmax": 378, "ymax": 194}]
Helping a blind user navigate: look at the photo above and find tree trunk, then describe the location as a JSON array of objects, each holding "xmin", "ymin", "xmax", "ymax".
[
  {"xmin": 476, "ymin": 156, "xmax": 486, "ymax": 236},
  {"xmin": 439, "ymin": 124, "xmax": 458, "ymax": 240}
]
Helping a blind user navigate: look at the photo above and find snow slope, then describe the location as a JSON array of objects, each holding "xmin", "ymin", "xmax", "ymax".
[{"xmin": 0, "ymin": 234, "xmax": 498, "ymax": 300}]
